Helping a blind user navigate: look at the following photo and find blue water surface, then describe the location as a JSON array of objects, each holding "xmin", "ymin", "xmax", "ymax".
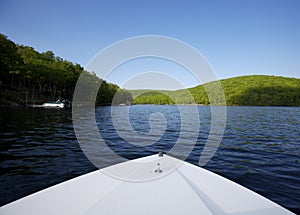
[{"xmin": 0, "ymin": 106, "xmax": 299, "ymax": 213}]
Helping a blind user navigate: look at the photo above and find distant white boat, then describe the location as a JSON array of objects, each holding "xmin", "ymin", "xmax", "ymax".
[
  {"xmin": 42, "ymin": 100, "xmax": 65, "ymax": 108},
  {"xmin": 0, "ymin": 153, "xmax": 294, "ymax": 214}
]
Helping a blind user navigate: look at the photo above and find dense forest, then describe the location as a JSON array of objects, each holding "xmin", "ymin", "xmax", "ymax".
[
  {"xmin": 1, "ymin": 34, "xmax": 299, "ymax": 107},
  {"xmin": 130, "ymin": 75, "xmax": 300, "ymax": 106},
  {"xmin": 0, "ymin": 34, "xmax": 132, "ymax": 106}
]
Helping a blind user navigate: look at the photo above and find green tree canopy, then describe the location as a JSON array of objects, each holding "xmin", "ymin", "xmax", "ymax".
[{"xmin": 0, "ymin": 34, "xmax": 133, "ymax": 106}]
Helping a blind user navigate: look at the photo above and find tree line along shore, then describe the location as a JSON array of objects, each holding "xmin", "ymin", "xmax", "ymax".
[
  {"xmin": 130, "ymin": 75, "xmax": 300, "ymax": 106},
  {"xmin": 1, "ymin": 34, "xmax": 299, "ymax": 107},
  {"xmin": 0, "ymin": 34, "xmax": 131, "ymax": 106}
]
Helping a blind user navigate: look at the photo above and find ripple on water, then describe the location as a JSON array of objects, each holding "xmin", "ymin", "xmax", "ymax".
[{"xmin": 0, "ymin": 106, "xmax": 299, "ymax": 213}]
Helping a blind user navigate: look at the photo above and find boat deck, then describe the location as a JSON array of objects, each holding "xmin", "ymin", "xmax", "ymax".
[{"xmin": 0, "ymin": 154, "xmax": 294, "ymax": 214}]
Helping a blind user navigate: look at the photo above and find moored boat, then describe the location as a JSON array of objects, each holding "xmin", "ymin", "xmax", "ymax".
[
  {"xmin": 42, "ymin": 101, "xmax": 64, "ymax": 108},
  {"xmin": 41, "ymin": 99, "xmax": 71, "ymax": 108}
]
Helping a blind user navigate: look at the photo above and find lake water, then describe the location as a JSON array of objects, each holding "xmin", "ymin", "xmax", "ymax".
[{"xmin": 0, "ymin": 105, "xmax": 299, "ymax": 213}]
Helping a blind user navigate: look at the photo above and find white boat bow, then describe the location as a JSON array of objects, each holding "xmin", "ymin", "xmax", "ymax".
[{"xmin": 0, "ymin": 153, "xmax": 294, "ymax": 215}]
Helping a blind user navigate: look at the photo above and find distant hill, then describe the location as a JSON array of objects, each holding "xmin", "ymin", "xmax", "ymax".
[
  {"xmin": 129, "ymin": 75, "xmax": 300, "ymax": 106},
  {"xmin": 1, "ymin": 33, "xmax": 298, "ymax": 107}
]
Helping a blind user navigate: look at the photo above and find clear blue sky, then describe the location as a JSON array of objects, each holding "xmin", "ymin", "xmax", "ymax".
[{"xmin": 1, "ymin": 0, "xmax": 299, "ymax": 89}]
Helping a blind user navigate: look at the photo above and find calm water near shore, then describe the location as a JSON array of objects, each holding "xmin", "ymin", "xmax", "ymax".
[{"xmin": 0, "ymin": 105, "xmax": 299, "ymax": 213}]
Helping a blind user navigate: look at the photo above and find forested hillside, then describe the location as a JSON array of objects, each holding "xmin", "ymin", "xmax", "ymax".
[
  {"xmin": 0, "ymin": 34, "xmax": 132, "ymax": 106},
  {"xmin": 2, "ymin": 33, "xmax": 299, "ymax": 107},
  {"xmin": 130, "ymin": 76, "xmax": 300, "ymax": 106},
  {"xmin": 218, "ymin": 75, "xmax": 299, "ymax": 106}
]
